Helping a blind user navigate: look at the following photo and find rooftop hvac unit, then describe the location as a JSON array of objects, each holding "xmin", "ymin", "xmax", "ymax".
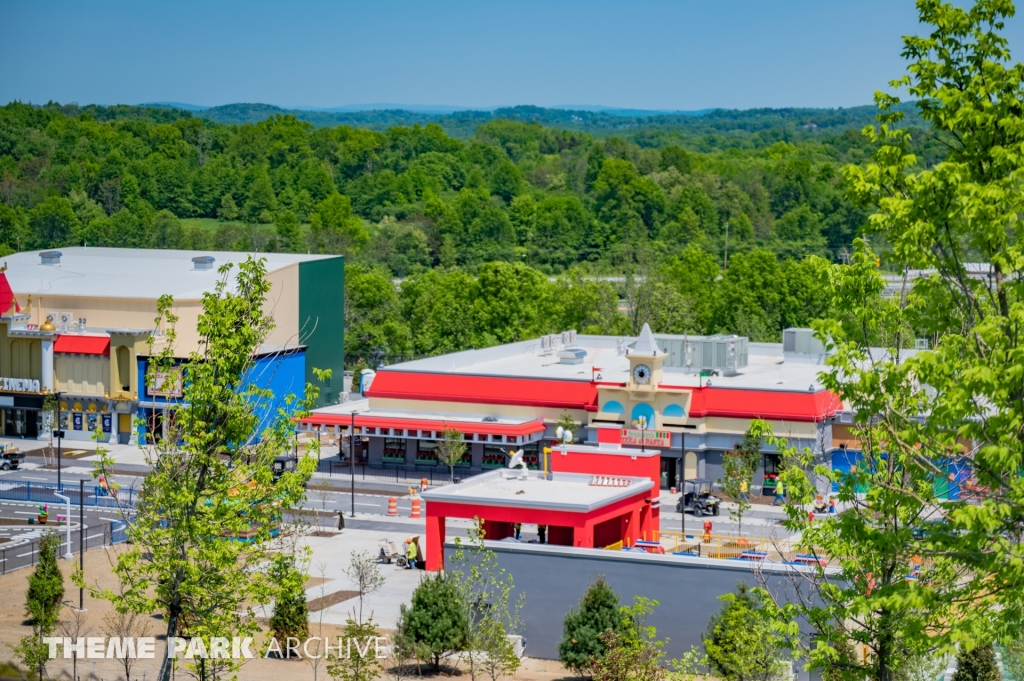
[
  {"xmin": 540, "ymin": 335, "xmax": 550, "ymax": 350},
  {"xmin": 561, "ymin": 331, "xmax": 571, "ymax": 346},
  {"xmin": 656, "ymin": 334, "xmax": 748, "ymax": 376},
  {"xmin": 783, "ymin": 328, "xmax": 831, "ymax": 364},
  {"xmin": 569, "ymin": 329, "xmax": 577, "ymax": 344}
]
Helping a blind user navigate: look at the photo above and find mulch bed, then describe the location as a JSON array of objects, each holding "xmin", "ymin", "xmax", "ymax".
[
  {"xmin": 306, "ymin": 590, "xmax": 360, "ymax": 613},
  {"xmin": 26, "ymin": 447, "xmax": 92, "ymax": 460}
]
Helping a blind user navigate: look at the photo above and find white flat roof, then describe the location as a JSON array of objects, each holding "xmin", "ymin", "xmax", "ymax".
[
  {"xmin": 3, "ymin": 248, "xmax": 337, "ymax": 300},
  {"xmin": 388, "ymin": 335, "xmax": 836, "ymax": 392},
  {"xmin": 421, "ymin": 469, "xmax": 653, "ymax": 512}
]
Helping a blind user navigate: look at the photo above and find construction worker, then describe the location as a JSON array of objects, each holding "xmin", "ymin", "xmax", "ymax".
[
  {"xmin": 405, "ymin": 537, "xmax": 417, "ymax": 569},
  {"xmin": 773, "ymin": 479, "xmax": 786, "ymax": 506},
  {"xmin": 513, "ymin": 523, "xmax": 522, "ymax": 540}
]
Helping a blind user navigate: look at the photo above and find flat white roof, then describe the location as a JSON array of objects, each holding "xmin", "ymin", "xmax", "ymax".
[
  {"xmin": 389, "ymin": 335, "xmax": 836, "ymax": 392},
  {"xmin": 421, "ymin": 469, "xmax": 653, "ymax": 511},
  {"xmin": 2, "ymin": 248, "xmax": 337, "ymax": 300}
]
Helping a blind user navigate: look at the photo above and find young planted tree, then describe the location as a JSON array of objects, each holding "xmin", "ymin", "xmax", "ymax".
[
  {"xmin": 437, "ymin": 425, "xmax": 468, "ymax": 483},
  {"xmin": 343, "ymin": 550, "xmax": 386, "ymax": 624},
  {"xmin": 703, "ymin": 582, "xmax": 787, "ymax": 681},
  {"xmin": 14, "ymin": 531, "xmax": 65, "ymax": 678},
  {"xmin": 268, "ymin": 553, "xmax": 310, "ymax": 658},
  {"xmin": 102, "ymin": 606, "xmax": 151, "ymax": 681},
  {"xmin": 58, "ymin": 606, "xmax": 90, "ymax": 681},
  {"xmin": 591, "ymin": 596, "xmax": 665, "ymax": 681},
  {"xmin": 719, "ymin": 427, "xmax": 761, "ymax": 537},
  {"xmin": 90, "ymin": 258, "xmax": 320, "ymax": 681},
  {"xmin": 448, "ymin": 520, "xmax": 525, "ymax": 681},
  {"xmin": 558, "ymin": 577, "xmax": 627, "ymax": 677},
  {"xmin": 399, "ymin": 572, "xmax": 469, "ymax": 673},
  {"xmin": 327, "ymin": 617, "xmax": 384, "ymax": 681}
]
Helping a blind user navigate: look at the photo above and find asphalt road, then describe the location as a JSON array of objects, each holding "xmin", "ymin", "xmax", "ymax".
[{"xmin": 0, "ymin": 466, "xmax": 796, "ymax": 541}]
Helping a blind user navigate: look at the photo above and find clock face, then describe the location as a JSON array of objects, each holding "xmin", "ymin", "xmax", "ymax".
[{"xmin": 633, "ymin": 364, "xmax": 652, "ymax": 384}]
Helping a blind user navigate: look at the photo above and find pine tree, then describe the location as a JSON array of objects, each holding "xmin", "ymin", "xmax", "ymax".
[
  {"xmin": 400, "ymin": 572, "xmax": 468, "ymax": 673},
  {"xmin": 952, "ymin": 642, "xmax": 999, "ymax": 681},
  {"xmin": 558, "ymin": 577, "xmax": 625, "ymax": 677},
  {"xmin": 703, "ymin": 582, "xmax": 786, "ymax": 681},
  {"xmin": 267, "ymin": 554, "xmax": 308, "ymax": 657},
  {"xmin": 15, "ymin": 531, "xmax": 65, "ymax": 676}
]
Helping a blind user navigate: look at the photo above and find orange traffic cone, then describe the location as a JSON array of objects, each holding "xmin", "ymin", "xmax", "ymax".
[
  {"xmin": 387, "ymin": 497, "xmax": 398, "ymax": 516},
  {"xmin": 410, "ymin": 498, "xmax": 421, "ymax": 519}
]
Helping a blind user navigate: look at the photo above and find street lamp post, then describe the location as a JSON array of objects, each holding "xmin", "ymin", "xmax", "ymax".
[
  {"xmin": 79, "ymin": 479, "xmax": 84, "ymax": 610},
  {"xmin": 55, "ymin": 392, "xmax": 63, "ymax": 488},
  {"xmin": 637, "ymin": 415, "xmax": 647, "ymax": 453},
  {"xmin": 53, "ymin": 491, "xmax": 73, "ymax": 560},
  {"xmin": 350, "ymin": 411, "xmax": 356, "ymax": 518}
]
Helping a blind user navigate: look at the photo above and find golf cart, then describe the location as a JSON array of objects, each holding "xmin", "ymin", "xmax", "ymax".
[
  {"xmin": 0, "ymin": 445, "xmax": 23, "ymax": 471},
  {"xmin": 271, "ymin": 454, "xmax": 298, "ymax": 481},
  {"xmin": 676, "ymin": 479, "xmax": 720, "ymax": 517}
]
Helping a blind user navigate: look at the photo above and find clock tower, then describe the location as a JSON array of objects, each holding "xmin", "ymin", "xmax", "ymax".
[{"xmin": 628, "ymin": 323, "xmax": 666, "ymax": 389}]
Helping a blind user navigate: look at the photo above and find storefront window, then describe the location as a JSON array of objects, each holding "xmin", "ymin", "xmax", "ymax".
[
  {"xmin": 416, "ymin": 440, "xmax": 439, "ymax": 464},
  {"xmin": 383, "ymin": 437, "xmax": 405, "ymax": 461},
  {"xmin": 483, "ymin": 444, "xmax": 506, "ymax": 468}
]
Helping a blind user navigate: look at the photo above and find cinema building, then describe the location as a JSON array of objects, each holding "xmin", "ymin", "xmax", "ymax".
[
  {"xmin": 0, "ymin": 248, "xmax": 344, "ymax": 444},
  {"xmin": 302, "ymin": 325, "xmax": 844, "ymax": 493}
]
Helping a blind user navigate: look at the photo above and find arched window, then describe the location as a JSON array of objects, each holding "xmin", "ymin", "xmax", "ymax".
[
  {"xmin": 663, "ymin": 403, "xmax": 686, "ymax": 417},
  {"xmin": 601, "ymin": 400, "xmax": 625, "ymax": 415},
  {"xmin": 630, "ymin": 402, "xmax": 655, "ymax": 427}
]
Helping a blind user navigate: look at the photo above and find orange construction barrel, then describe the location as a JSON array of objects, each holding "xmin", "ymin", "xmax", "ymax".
[
  {"xmin": 387, "ymin": 497, "xmax": 398, "ymax": 516},
  {"xmin": 410, "ymin": 498, "xmax": 421, "ymax": 519}
]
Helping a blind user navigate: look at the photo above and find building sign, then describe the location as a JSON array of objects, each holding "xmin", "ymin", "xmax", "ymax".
[
  {"xmin": 102, "ymin": 414, "xmax": 112, "ymax": 433},
  {"xmin": 0, "ymin": 377, "xmax": 40, "ymax": 392},
  {"xmin": 148, "ymin": 367, "xmax": 184, "ymax": 398},
  {"xmin": 72, "ymin": 413, "xmax": 83, "ymax": 431},
  {"xmin": 620, "ymin": 429, "xmax": 672, "ymax": 448}
]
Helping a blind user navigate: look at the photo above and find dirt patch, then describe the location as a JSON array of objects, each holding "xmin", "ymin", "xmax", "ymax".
[
  {"xmin": 306, "ymin": 589, "xmax": 359, "ymax": 612},
  {"xmin": 28, "ymin": 447, "xmax": 92, "ymax": 460},
  {"xmin": 0, "ymin": 518, "xmax": 34, "ymax": 526}
]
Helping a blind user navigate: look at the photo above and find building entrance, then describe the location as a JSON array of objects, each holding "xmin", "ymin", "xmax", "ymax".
[{"xmin": 3, "ymin": 408, "xmax": 40, "ymax": 438}]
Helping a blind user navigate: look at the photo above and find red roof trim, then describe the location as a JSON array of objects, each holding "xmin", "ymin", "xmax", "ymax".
[
  {"xmin": 300, "ymin": 413, "xmax": 546, "ymax": 437},
  {"xmin": 366, "ymin": 370, "xmax": 600, "ymax": 411},
  {"xmin": 54, "ymin": 335, "xmax": 110, "ymax": 355},
  {"xmin": 363, "ymin": 370, "xmax": 839, "ymax": 422}
]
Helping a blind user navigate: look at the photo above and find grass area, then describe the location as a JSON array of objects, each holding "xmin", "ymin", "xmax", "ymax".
[{"xmin": 179, "ymin": 217, "xmax": 222, "ymax": 232}]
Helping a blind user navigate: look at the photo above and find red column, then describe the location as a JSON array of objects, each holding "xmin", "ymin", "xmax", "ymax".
[
  {"xmin": 574, "ymin": 522, "xmax": 594, "ymax": 548},
  {"xmin": 426, "ymin": 515, "xmax": 446, "ymax": 572},
  {"xmin": 625, "ymin": 506, "xmax": 641, "ymax": 546}
]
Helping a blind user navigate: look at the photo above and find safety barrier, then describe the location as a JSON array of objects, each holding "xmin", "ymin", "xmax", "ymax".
[
  {"xmin": 0, "ymin": 480, "xmax": 137, "ymax": 508},
  {"xmin": 410, "ymin": 498, "xmax": 421, "ymax": 519},
  {"xmin": 387, "ymin": 497, "xmax": 398, "ymax": 516},
  {"xmin": 0, "ymin": 520, "xmax": 129, "ymax": 575}
]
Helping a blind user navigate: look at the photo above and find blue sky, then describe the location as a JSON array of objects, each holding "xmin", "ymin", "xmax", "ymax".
[{"xmin": 2, "ymin": 1, "xmax": 1022, "ymax": 110}]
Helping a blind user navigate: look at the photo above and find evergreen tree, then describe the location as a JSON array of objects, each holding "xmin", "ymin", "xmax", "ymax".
[
  {"xmin": 217, "ymin": 194, "xmax": 239, "ymax": 221},
  {"xmin": 400, "ymin": 572, "xmax": 468, "ymax": 673},
  {"xmin": 951, "ymin": 643, "xmax": 999, "ymax": 681},
  {"xmin": 558, "ymin": 577, "xmax": 625, "ymax": 677},
  {"xmin": 703, "ymin": 582, "xmax": 786, "ymax": 681},
  {"xmin": 15, "ymin": 531, "xmax": 65, "ymax": 676},
  {"xmin": 267, "ymin": 554, "xmax": 309, "ymax": 657}
]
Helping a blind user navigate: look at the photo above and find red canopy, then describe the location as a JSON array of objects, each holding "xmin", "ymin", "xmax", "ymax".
[{"xmin": 54, "ymin": 335, "xmax": 111, "ymax": 355}]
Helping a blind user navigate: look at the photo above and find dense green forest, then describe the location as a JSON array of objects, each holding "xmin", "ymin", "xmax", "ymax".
[{"xmin": 0, "ymin": 100, "xmax": 933, "ymax": 364}]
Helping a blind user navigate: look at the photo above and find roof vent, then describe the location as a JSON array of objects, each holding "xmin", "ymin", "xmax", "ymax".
[
  {"xmin": 40, "ymin": 251, "xmax": 62, "ymax": 265},
  {"xmin": 192, "ymin": 255, "xmax": 216, "ymax": 271},
  {"xmin": 482, "ymin": 416, "xmax": 498, "ymax": 422},
  {"xmin": 558, "ymin": 348, "xmax": 587, "ymax": 365}
]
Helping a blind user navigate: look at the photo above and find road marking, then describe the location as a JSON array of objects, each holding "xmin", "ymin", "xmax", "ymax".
[
  {"xmin": 21, "ymin": 476, "xmax": 47, "ymax": 481},
  {"xmin": 14, "ymin": 511, "xmax": 36, "ymax": 515}
]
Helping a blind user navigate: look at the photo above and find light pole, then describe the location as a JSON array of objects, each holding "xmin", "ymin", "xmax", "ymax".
[
  {"xmin": 350, "ymin": 411, "xmax": 356, "ymax": 518},
  {"xmin": 554, "ymin": 427, "xmax": 573, "ymax": 481},
  {"xmin": 78, "ymin": 479, "xmax": 84, "ymax": 610},
  {"xmin": 636, "ymin": 415, "xmax": 647, "ymax": 453},
  {"xmin": 54, "ymin": 392, "xmax": 63, "ymax": 488}
]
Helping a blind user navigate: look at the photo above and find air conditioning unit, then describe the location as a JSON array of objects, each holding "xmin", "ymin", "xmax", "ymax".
[
  {"xmin": 568, "ymin": 329, "xmax": 577, "ymax": 345},
  {"xmin": 561, "ymin": 331, "xmax": 571, "ymax": 346},
  {"xmin": 59, "ymin": 312, "xmax": 74, "ymax": 325},
  {"xmin": 541, "ymin": 335, "xmax": 550, "ymax": 350}
]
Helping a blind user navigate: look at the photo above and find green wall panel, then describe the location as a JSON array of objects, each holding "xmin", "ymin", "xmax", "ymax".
[{"xmin": 298, "ymin": 257, "xmax": 345, "ymax": 407}]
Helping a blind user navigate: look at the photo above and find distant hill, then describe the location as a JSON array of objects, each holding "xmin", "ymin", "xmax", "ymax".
[{"xmin": 161, "ymin": 101, "xmax": 922, "ymax": 144}]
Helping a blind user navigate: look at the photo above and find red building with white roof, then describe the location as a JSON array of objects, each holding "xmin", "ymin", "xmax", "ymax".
[{"xmin": 301, "ymin": 325, "xmax": 842, "ymax": 495}]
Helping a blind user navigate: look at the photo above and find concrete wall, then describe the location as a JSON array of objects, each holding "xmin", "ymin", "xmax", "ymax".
[{"xmin": 444, "ymin": 540, "xmax": 817, "ymax": 678}]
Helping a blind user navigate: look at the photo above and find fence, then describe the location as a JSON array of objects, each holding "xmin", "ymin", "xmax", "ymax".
[
  {"xmin": 0, "ymin": 480, "xmax": 137, "ymax": 507},
  {"xmin": 658, "ymin": 531, "xmax": 802, "ymax": 562},
  {"xmin": 314, "ymin": 460, "xmax": 458, "ymax": 486},
  {"xmin": 0, "ymin": 520, "xmax": 129, "ymax": 575}
]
